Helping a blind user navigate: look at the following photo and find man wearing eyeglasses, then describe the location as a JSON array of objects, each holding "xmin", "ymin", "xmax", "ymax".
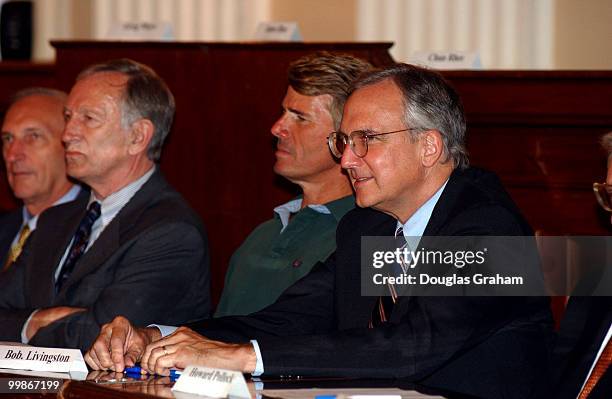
[
  {"xmin": 552, "ymin": 132, "xmax": 612, "ymax": 399},
  {"xmin": 86, "ymin": 64, "xmax": 553, "ymax": 398},
  {"xmin": 593, "ymin": 132, "xmax": 612, "ymax": 223}
]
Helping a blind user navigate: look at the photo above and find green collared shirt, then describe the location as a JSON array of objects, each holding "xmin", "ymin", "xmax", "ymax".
[{"xmin": 215, "ymin": 195, "xmax": 354, "ymax": 317}]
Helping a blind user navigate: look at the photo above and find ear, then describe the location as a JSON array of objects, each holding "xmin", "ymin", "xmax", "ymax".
[
  {"xmin": 127, "ymin": 119, "xmax": 154, "ymax": 156},
  {"xmin": 420, "ymin": 130, "xmax": 444, "ymax": 168},
  {"xmin": 606, "ymin": 154, "xmax": 612, "ymax": 184}
]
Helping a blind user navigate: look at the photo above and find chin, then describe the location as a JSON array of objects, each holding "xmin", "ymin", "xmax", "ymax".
[
  {"xmin": 66, "ymin": 166, "xmax": 86, "ymax": 180},
  {"xmin": 9, "ymin": 179, "xmax": 31, "ymax": 193},
  {"xmin": 13, "ymin": 191, "xmax": 35, "ymax": 201},
  {"xmin": 272, "ymin": 161, "xmax": 285, "ymax": 174},
  {"xmin": 274, "ymin": 164, "xmax": 297, "ymax": 179},
  {"xmin": 355, "ymin": 195, "xmax": 374, "ymax": 209}
]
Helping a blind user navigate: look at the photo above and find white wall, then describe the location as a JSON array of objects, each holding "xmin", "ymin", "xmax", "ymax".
[
  {"xmin": 356, "ymin": 0, "xmax": 554, "ymax": 69},
  {"xmin": 30, "ymin": 0, "xmax": 270, "ymax": 60},
  {"xmin": 25, "ymin": 0, "xmax": 612, "ymax": 69}
]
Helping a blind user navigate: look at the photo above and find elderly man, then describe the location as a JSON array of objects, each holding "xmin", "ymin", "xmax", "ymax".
[
  {"xmin": 594, "ymin": 132, "xmax": 612, "ymax": 223},
  {"xmin": 0, "ymin": 59, "xmax": 210, "ymax": 351},
  {"xmin": 552, "ymin": 132, "xmax": 612, "ymax": 399},
  {"xmin": 215, "ymin": 53, "xmax": 370, "ymax": 316},
  {"xmin": 0, "ymin": 88, "xmax": 82, "ymax": 269},
  {"xmin": 87, "ymin": 64, "xmax": 553, "ymax": 398}
]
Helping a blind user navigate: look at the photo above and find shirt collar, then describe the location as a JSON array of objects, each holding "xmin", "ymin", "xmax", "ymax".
[
  {"xmin": 21, "ymin": 184, "xmax": 83, "ymax": 231},
  {"xmin": 275, "ymin": 196, "xmax": 341, "ymax": 231},
  {"xmin": 323, "ymin": 194, "xmax": 355, "ymax": 222},
  {"xmin": 273, "ymin": 194, "xmax": 355, "ymax": 231},
  {"xmin": 89, "ymin": 167, "xmax": 155, "ymax": 229},
  {"xmin": 398, "ymin": 179, "xmax": 448, "ymax": 241}
]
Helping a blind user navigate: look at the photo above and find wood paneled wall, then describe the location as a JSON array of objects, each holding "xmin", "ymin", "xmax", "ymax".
[
  {"xmin": 443, "ymin": 71, "xmax": 612, "ymax": 235},
  {"xmin": 1, "ymin": 43, "xmax": 610, "ymax": 307},
  {"xmin": 51, "ymin": 42, "xmax": 394, "ymax": 304}
]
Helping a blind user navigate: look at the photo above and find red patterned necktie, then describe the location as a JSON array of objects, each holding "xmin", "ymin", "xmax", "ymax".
[
  {"xmin": 369, "ymin": 226, "xmax": 406, "ymax": 328},
  {"xmin": 578, "ymin": 337, "xmax": 611, "ymax": 398}
]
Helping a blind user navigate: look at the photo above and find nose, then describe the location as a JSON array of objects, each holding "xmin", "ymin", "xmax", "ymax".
[
  {"xmin": 62, "ymin": 117, "xmax": 79, "ymax": 146},
  {"xmin": 4, "ymin": 138, "xmax": 25, "ymax": 163},
  {"xmin": 340, "ymin": 142, "xmax": 361, "ymax": 170},
  {"xmin": 270, "ymin": 114, "xmax": 289, "ymax": 138}
]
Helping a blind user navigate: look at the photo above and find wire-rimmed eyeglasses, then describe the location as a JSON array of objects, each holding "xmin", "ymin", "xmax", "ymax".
[
  {"xmin": 593, "ymin": 182, "xmax": 612, "ymax": 212},
  {"xmin": 327, "ymin": 127, "xmax": 425, "ymax": 158}
]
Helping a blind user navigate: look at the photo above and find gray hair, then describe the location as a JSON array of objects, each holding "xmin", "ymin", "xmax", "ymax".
[
  {"xmin": 9, "ymin": 87, "xmax": 67, "ymax": 106},
  {"xmin": 77, "ymin": 58, "xmax": 175, "ymax": 162},
  {"xmin": 350, "ymin": 63, "xmax": 468, "ymax": 169}
]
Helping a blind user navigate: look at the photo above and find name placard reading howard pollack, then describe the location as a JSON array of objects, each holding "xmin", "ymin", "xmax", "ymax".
[
  {"xmin": 172, "ymin": 366, "xmax": 251, "ymax": 398},
  {"xmin": 0, "ymin": 345, "xmax": 88, "ymax": 379}
]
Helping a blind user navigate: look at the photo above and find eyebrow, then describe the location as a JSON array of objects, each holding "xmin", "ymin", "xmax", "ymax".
[
  {"xmin": 0, "ymin": 127, "xmax": 44, "ymax": 136},
  {"xmin": 286, "ymin": 107, "xmax": 308, "ymax": 118},
  {"xmin": 23, "ymin": 127, "xmax": 44, "ymax": 133}
]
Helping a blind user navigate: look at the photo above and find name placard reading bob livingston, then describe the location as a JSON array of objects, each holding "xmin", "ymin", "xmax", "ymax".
[{"xmin": 4, "ymin": 349, "xmax": 70, "ymax": 364}]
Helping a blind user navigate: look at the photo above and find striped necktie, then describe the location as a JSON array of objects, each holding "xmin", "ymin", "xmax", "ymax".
[
  {"xmin": 55, "ymin": 202, "xmax": 101, "ymax": 293},
  {"xmin": 369, "ymin": 225, "xmax": 407, "ymax": 328},
  {"xmin": 3, "ymin": 224, "xmax": 31, "ymax": 271},
  {"xmin": 578, "ymin": 337, "xmax": 611, "ymax": 398}
]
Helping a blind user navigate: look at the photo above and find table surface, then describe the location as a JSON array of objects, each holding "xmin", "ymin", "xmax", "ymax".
[{"xmin": 0, "ymin": 371, "xmax": 458, "ymax": 399}]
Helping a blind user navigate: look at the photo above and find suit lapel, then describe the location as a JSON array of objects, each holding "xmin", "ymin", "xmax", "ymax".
[
  {"xmin": 57, "ymin": 170, "xmax": 167, "ymax": 295},
  {"xmin": 0, "ymin": 210, "xmax": 23, "ymax": 266},
  {"xmin": 27, "ymin": 195, "xmax": 89, "ymax": 306},
  {"xmin": 422, "ymin": 169, "xmax": 462, "ymax": 237},
  {"xmin": 389, "ymin": 171, "xmax": 463, "ymax": 320},
  {"xmin": 363, "ymin": 212, "xmax": 397, "ymax": 323},
  {"xmin": 59, "ymin": 220, "xmax": 121, "ymax": 296},
  {"xmin": 556, "ymin": 297, "xmax": 612, "ymax": 395}
]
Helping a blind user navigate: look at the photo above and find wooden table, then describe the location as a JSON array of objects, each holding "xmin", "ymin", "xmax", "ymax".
[{"xmin": 0, "ymin": 372, "xmax": 459, "ymax": 398}]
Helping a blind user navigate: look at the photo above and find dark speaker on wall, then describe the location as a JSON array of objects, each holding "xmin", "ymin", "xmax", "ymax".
[{"xmin": 0, "ymin": 1, "xmax": 32, "ymax": 60}]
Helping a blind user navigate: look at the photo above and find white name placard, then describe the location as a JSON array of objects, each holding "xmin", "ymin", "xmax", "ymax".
[
  {"xmin": 172, "ymin": 366, "xmax": 251, "ymax": 398},
  {"xmin": 410, "ymin": 51, "xmax": 482, "ymax": 70},
  {"xmin": 107, "ymin": 21, "xmax": 174, "ymax": 41},
  {"xmin": 0, "ymin": 345, "xmax": 88, "ymax": 380},
  {"xmin": 254, "ymin": 22, "xmax": 302, "ymax": 42}
]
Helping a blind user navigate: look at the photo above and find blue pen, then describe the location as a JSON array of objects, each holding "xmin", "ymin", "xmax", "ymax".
[{"xmin": 124, "ymin": 365, "xmax": 182, "ymax": 379}]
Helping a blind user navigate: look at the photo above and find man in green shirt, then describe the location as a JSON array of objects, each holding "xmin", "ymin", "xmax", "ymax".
[{"xmin": 215, "ymin": 53, "xmax": 371, "ymax": 316}]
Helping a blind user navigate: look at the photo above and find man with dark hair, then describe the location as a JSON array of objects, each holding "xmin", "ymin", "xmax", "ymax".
[
  {"xmin": 87, "ymin": 64, "xmax": 552, "ymax": 398},
  {"xmin": 0, "ymin": 59, "xmax": 211, "ymax": 351},
  {"xmin": 0, "ymin": 88, "xmax": 82, "ymax": 269},
  {"xmin": 215, "ymin": 52, "xmax": 371, "ymax": 316}
]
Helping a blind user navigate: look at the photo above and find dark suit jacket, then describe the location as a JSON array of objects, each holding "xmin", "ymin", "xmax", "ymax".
[
  {"xmin": 0, "ymin": 188, "xmax": 88, "ymax": 267},
  {"xmin": 0, "ymin": 209, "xmax": 22, "ymax": 266},
  {"xmin": 191, "ymin": 167, "xmax": 554, "ymax": 399},
  {"xmin": 553, "ymin": 297, "xmax": 612, "ymax": 399},
  {"xmin": 0, "ymin": 169, "xmax": 211, "ymax": 351}
]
